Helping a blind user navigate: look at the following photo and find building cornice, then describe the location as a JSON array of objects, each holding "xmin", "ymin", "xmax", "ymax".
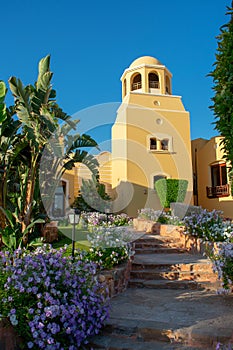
[{"xmin": 120, "ymin": 64, "xmax": 172, "ymax": 81}]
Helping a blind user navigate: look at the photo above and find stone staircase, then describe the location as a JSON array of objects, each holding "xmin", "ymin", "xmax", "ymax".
[
  {"xmin": 129, "ymin": 233, "xmax": 220, "ymax": 290},
  {"xmin": 87, "ymin": 229, "xmax": 226, "ymax": 350}
]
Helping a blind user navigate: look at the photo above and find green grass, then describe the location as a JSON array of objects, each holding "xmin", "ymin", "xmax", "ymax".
[{"xmin": 52, "ymin": 226, "xmax": 91, "ymax": 252}]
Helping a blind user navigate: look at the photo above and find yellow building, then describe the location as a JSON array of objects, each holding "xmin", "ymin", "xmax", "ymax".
[
  {"xmin": 58, "ymin": 56, "xmax": 194, "ymax": 217},
  {"xmin": 111, "ymin": 56, "xmax": 193, "ymax": 216},
  {"xmin": 52, "ymin": 152, "xmax": 113, "ymax": 216},
  {"xmin": 192, "ymin": 137, "xmax": 233, "ymax": 218}
]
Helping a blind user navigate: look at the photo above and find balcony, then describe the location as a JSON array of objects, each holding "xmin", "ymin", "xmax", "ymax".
[
  {"xmin": 131, "ymin": 82, "xmax": 142, "ymax": 91},
  {"xmin": 149, "ymin": 81, "xmax": 159, "ymax": 88},
  {"xmin": 206, "ymin": 184, "xmax": 230, "ymax": 198}
]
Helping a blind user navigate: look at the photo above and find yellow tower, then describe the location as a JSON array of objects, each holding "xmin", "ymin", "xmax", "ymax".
[{"xmin": 111, "ymin": 56, "xmax": 193, "ymax": 216}]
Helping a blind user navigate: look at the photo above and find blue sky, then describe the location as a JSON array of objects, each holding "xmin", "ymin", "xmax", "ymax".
[{"xmin": 1, "ymin": 0, "xmax": 230, "ymax": 146}]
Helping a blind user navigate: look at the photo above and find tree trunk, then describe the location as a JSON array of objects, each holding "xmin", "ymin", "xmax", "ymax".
[
  {"xmin": 21, "ymin": 165, "xmax": 37, "ymax": 244},
  {"xmin": 0, "ymin": 181, "xmax": 5, "ymax": 229}
]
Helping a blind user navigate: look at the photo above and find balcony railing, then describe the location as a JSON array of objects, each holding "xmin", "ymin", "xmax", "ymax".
[
  {"xmin": 131, "ymin": 82, "xmax": 142, "ymax": 91},
  {"xmin": 149, "ymin": 81, "xmax": 159, "ymax": 88},
  {"xmin": 206, "ymin": 184, "xmax": 230, "ymax": 198}
]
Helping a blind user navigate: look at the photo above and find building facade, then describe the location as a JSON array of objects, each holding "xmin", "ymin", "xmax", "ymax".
[
  {"xmin": 111, "ymin": 56, "xmax": 193, "ymax": 216},
  {"xmin": 57, "ymin": 55, "xmax": 195, "ymax": 217},
  {"xmin": 192, "ymin": 137, "xmax": 233, "ymax": 218}
]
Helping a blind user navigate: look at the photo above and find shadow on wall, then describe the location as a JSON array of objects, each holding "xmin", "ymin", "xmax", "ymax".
[{"xmin": 109, "ymin": 181, "xmax": 193, "ymax": 218}]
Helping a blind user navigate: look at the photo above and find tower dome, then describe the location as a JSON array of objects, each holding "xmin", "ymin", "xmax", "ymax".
[
  {"xmin": 121, "ymin": 55, "xmax": 172, "ymax": 99},
  {"xmin": 129, "ymin": 56, "xmax": 163, "ymax": 68}
]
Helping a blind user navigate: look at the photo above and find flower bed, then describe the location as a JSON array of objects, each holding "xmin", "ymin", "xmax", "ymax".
[
  {"xmin": 0, "ymin": 246, "xmax": 110, "ymax": 349},
  {"xmin": 80, "ymin": 212, "xmax": 132, "ymax": 228},
  {"xmin": 183, "ymin": 208, "xmax": 233, "ymax": 292},
  {"xmin": 86, "ymin": 226, "xmax": 135, "ymax": 270}
]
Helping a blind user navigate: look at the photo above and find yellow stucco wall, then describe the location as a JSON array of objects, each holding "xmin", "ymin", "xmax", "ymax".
[
  {"xmin": 191, "ymin": 137, "xmax": 233, "ymax": 218},
  {"xmin": 64, "ymin": 56, "xmax": 194, "ymax": 217},
  {"xmin": 112, "ymin": 56, "xmax": 193, "ymax": 216}
]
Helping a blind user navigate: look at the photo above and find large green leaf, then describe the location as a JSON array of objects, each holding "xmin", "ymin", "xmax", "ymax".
[
  {"xmin": 37, "ymin": 55, "xmax": 53, "ymax": 92},
  {"xmin": 69, "ymin": 134, "xmax": 99, "ymax": 151},
  {"xmin": 0, "ymin": 207, "xmax": 15, "ymax": 229},
  {"xmin": 22, "ymin": 218, "xmax": 45, "ymax": 236},
  {"xmin": 0, "ymin": 81, "xmax": 6, "ymax": 103}
]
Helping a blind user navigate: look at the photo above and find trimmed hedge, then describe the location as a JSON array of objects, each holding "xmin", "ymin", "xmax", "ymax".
[{"xmin": 155, "ymin": 179, "xmax": 188, "ymax": 208}]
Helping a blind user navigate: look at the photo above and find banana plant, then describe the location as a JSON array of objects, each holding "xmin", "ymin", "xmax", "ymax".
[
  {"xmin": 0, "ymin": 81, "xmax": 21, "ymax": 229},
  {"xmin": 8, "ymin": 55, "xmax": 99, "ymax": 243},
  {"xmin": 0, "ymin": 206, "xmax": 44, "ymax": 252}
]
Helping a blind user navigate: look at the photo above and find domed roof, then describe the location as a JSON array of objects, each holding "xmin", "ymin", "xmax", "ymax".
[{"xmin": 129, "ymin": 56, "xmax": 163, "ymax": 68}]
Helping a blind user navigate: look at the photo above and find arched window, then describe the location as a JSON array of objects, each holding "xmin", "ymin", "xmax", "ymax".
[
  {"xmin": 131, "ymin": 73, "xmax": 142, "ymax": 91},
  {"xmin": 165, "ymin": 76, "xmax": 171, "ymax": 94},
  {"xmin": 123, "ymin": 79, "xmax": 127, "ymax": 97},
  {"xmin": 149, "ymin": 72, "xmax": 159, "ymax": 89}
]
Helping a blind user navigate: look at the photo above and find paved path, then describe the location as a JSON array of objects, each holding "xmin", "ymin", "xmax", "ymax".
[{"xmin": 88, "ymin": 232, "xmax": 233, "ymax": 349}]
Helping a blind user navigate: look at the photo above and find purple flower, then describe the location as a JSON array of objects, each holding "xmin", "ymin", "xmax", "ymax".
[{"xmin": 0, "ymin": 245, "xmax": 110, "ymax": 349}]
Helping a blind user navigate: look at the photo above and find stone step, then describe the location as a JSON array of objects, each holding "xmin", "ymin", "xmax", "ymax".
[
  {"xmin": 87, "ymin": 334, "xmax": 209, "ymax": 350},
  {"xmin": 135, "ymin": 241, "xmax": 185, "ymax": 249},
  {"xmin": 135, "ymin": 247, "xmax": 187, "ymax": 254},
  {"xmin": 128, "ymin": 279, "xmax": 221, "ymax": 290},
  {"xmin": 87, "ymin": 305, "xmax": 228, "ymax": 350},
  {"xmin": 131, "ymin": 253, "xmax": 213, "ymax": 270},
  {"xmin": 131, "ymin": 261, "xmax": 214, "ymax": 273},
  {"xmin": 130, "ymin": 269, "xmax": 218, "ymax": 282},
  {"xmin": 135, "ymin": 234, "xmax": 182, "ymax": 244}
]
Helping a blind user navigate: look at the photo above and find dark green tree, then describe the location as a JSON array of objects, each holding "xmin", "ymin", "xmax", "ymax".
[
  {"xmin": 209, "ymin": 1, "xmax": 233, "ymax": 168},
  {"xmin": 72, "ymin": 175, "xmax": 111, "ymax": 213}
]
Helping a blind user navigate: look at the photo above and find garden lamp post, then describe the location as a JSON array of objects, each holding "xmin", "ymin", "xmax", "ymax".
[
  {"xmin": 68, "ymin": 208, "xmax": 80, "ymax": 258},
  {"xmin": 105, "ymin": 208, "xmax": 110, "ymax": 222}
]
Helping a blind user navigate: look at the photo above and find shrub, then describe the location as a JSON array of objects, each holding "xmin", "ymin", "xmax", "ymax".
[
  {"xmin": 72, "ymin": 176, "xmax": 111, "ymax": 213},
  {"xmin": 183, "ymin": 209, "xmax": 233, "ymax": 242},
  {"xmin": 155, "ymin": 179, "xmax": 188, "ymax": 208},
  {"xmin": 82, "ymin": 212, "xmax": 132, "ymax": 228},
  {"xmin": 157, "ymin": 212, "xmax": 183, "ymax": 226},
  {"xmin": 216, "ymin": 342, "xmax": 233, "ymax": 349},
  {"xmin": 137, "ymin": 208, "xmax": 183, "ymax": 225},
  {"xmin": 0, "ymin": 246, "xmax": 109, "ymax": 349},
  {"xmin": 86, "ymin": 246, "xmax": 130, "ymax": 270},
  {"xmin": 86, "ymin": 226, "xmax": 134, "ymax": 269},
  {"xmin": 137, "ymin": 208, "xmax": 162, "ymax": 221},
  {"xmin": 212, "ymin": 242, "xmax": 233, "ymax": 291}
]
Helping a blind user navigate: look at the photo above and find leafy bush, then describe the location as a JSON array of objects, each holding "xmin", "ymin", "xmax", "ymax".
[
  {"xmin": 72, "ymin": 176, "xmax": 111, "ymax": 213},
  {"xmin": 82, "ymin": 212, "xmax": 132, "ymax": 228},
  {"xmin": 86, "ymin": 226, "xmax": 134, "ymax": 269},
  {"xmin": 0, "ymin": 246, "xmax": 109, "ymax": 349},
  {"xmin": 216, "ymin": 342, "xmax": 233, "ymax": 349},
  {"xmin": 183, "ymin": 208, "xmax": 233, "ymax": 292},
  {"xmin": 157, "ymin": 212, "xmax": 183, "ymax": 226},
  {"xmin": 86, "ymin": 246, "xmax": 130, "ymax": 270},
  {"xmin": 137, "ymin": 208, "xmax": 162, "ymax": 221},
  {"xmin": 183, "ymin": 209, "xmax": 233, "ymax": 242},
  {"xmin": 137, "ymin": 208, "xmax": 183, "ymax": 225},
  {"xmin": 212, "ymin": 242, "xmax": 233, "ymax": 291},
  {"xmin": 155, "ymin": 179, "xmax": 188, "ymax": 208}
]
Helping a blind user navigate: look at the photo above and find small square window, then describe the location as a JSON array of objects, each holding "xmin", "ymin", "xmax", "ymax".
[
  {"xmin": 150, "ymin": 138, "xmax": 157, "ymax": 150},
  {"xmin": 161, "ymin": 139, "xmax": 169, "ymax": 151}
]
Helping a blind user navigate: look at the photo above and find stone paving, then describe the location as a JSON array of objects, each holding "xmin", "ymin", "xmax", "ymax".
[{"xmin": 88, "ymin": 231, "xmax": 233, "ymax": 350}]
